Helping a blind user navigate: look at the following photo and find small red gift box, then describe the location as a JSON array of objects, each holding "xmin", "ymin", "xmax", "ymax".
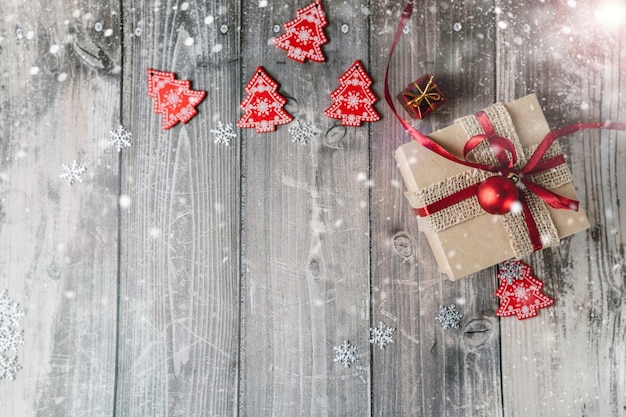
[{"xmin": 398, "ymin": 74, "xmax": 446, "ymax": 119}]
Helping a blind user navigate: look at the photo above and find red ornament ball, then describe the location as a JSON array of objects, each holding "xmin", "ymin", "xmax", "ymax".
[{"xmin": 477, "ymin": 176, "xmax": 519, "ymax": 215}]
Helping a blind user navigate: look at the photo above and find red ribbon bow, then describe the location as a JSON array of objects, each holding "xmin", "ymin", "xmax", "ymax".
[{"xmin": 385, "ymin": 0, "xmax": 626, "ymax": 252}]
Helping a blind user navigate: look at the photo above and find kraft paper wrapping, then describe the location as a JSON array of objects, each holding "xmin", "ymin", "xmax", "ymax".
[{"xmin": 394, "ymin": 94, "xmax": 590, "ymax": 280}]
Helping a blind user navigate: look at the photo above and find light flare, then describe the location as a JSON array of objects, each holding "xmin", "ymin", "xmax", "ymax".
[{"xmin": 594, "ymin": 1, "xmax": 626, "ymax": 29}]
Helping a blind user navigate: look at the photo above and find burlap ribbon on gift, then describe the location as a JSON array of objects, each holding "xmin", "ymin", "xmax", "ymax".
[{"xmin": 405, "ymin": 102, "xmax": 573, "ymax": 258}]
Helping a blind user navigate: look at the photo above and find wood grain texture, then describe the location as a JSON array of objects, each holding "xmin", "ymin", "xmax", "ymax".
[
  {"xmin": 116, "ymin": 1, "xmax": 240, "ymax": 416},
  {"xmin": 1, "ymin": 0, "xmax": 624, "ymax": 416},
  {"xmin": 370, "ymin": 1, "xmax": 503, "ymax": 416},
  {"xmin": 0, "ymin": 0, "xmax": 120, "ymax": 416},
  {"xmin": 496, "ymin": 1, "xmax": 626, "ymax": 416},
  {"xmin": 238, "ymin": 1, "xmax": 371, "ymax": 416}
]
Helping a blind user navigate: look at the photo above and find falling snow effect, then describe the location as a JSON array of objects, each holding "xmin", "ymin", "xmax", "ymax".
[
  {"xmin": 60, "ymin": 160, "xmax": 87, "ymax": 185},
  {"xmin": 369, "ymin": 322, "xmax": 395, "ymax": 349},
  {"xmin": 288, "ymin": 120, "xmax": 315, "ymax": 145},
  {"xmin": 435, "ymin": 304, "xmax": 462, "ymax": 330},
  {"xmin": 333, "ymin": 340, "xmax": 358, "ymax": 368},
  {"xmin": 0, "ymin": 290, "xmax": 24, "ymax": 381},
  {"xmin": 109, "ymin": 125, "xmax": 132, "ymax": 152},
  {"xmin": 211, "ymin": 121, "xmax": 237, "ymax": 145}
]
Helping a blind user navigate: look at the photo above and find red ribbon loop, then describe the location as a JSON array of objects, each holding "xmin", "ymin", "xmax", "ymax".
[{"xmin": 462, "ymin": 134, "xmax": 518, "ymax": 172}]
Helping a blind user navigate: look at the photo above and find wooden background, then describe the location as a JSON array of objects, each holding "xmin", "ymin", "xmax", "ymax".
[{"xmin": 0, "ymin": 0, "xmax": 624, "ymax": 416}]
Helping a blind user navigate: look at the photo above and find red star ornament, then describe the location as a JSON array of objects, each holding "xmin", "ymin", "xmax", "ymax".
[
  {"xmin": 273, "ymin": 0, "xmax": 328, "ymax": 63},
  {"xmin": 324, "ymin": 60, "xmax": 381, "ymax": 127},
  {"xmin": 237, "ymin": 67, "xmax": 294, "ymax": 133},
  {"xmin": 147, "ymin": 69, "xmax": 206, "ymax": 130},
  {"xmin": 495, "ymin": 260, "xmax": 554, "ymax": 320}
]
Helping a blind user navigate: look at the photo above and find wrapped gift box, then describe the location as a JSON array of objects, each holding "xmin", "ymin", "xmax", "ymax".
[
  {"xmin": 394, "ymin": 94, "xmax": 590, "ymax": 280},
  {"xmin": 398, "ymin": 74, "xmax": 446, "ymax": 119}
]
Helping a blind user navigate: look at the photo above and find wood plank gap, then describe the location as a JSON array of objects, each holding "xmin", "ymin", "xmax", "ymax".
[
  {"xmin": 234, "ymin": 2, "xmax": 244, "ymax": 417},
  {"xmin": 111, "ymin": 0, "xmax": 125, "ymax": 416}
]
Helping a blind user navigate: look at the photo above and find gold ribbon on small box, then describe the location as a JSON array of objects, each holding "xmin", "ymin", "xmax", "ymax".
[{"xmin": 403, "ymin": 76, "xmax": 442, "ymax": 111}]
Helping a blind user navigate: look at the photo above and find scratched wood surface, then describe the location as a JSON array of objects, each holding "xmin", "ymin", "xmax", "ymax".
[
  {"xmin": 0, "ymin": 0, "xmax": 624, "ymax": 416},
  {"xmin": 0, "ymin": 0, "xmax": 121, "ymax": 416},
  {"xmin": 239, "ymin": 0, "xmax": 372, "ymax": 415}
]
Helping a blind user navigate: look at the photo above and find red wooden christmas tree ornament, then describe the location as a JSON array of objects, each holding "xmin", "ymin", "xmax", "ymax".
[
  {"xmin": 495, "ymin": 260, "xmax": 554, "ymax": 320},
  {"xmin": 147, "ymin": 69, "xmax": 206, "ymax": 130},
  {"xmin": 237, "ymin": 67, "xmax": 294, "ymax": 133},
  {"xmin": 323, "ymin": 60, "xmax": 381, "ymax": 127},
  {"xmin": 273, "ymin": 0, "xmax": 328, "ymax": 63}
]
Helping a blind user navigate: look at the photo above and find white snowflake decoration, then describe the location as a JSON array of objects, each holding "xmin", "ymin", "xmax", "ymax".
[
  {"xmin": 498, "ymin": 260, "xmax": 526, "ymax": 284},
  {"xmin": 0, "ymin": 290, "xmax": 24, "ymax": 333},
  {"xmin": 0, "ymin": 355, "xmax": 20, "ymax": 381},
  {"xmin": 288, "ymin": 120, "xmax": 315, "ymax": 145},
  {"xmin": 0, "ymin": 290, "xmax": 24, "ymax": 381},
  {"xmin": 60, "ymin": 160, "xmax": 87, "ymax": 185},
  {"xmin": 369, "ymin": 322, "xmax": 395, "ymax": 349},
  {"xmin": 0, "ymin": 327, "xmax": 24, "ymax": 354},
  {"xmin": 435, "ymin": 304, "xmax": 463, "ymax": 330},
  {"xmin": 109, "ymin": 125, "xmax": 132, "ymax": 152},
  {"xmin": 333, "ymin": 340, "xmax": 358, "ymax": 368},
  {"xmin": 210, "ymin": 122, "xmax": 237, "ymax": 146}
]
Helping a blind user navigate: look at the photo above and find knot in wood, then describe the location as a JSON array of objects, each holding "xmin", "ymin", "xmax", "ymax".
[
  {"xmin": 392, "ymin": 233, "xmax": 414, "ymax": 259},
  {"xmin": 308, "ymin": 258, "xmax": 322, "ymax": 279},
  {"xmin": 47, "ymin": 262, "xmax": 61, "ymax": 280},
  {"xmin": 323, "ymin": 125, "xmax": 346, "ymax": 148},
  {"xmin": 462, "ymin": 318, "xmax": 493, "ymax": 351}
]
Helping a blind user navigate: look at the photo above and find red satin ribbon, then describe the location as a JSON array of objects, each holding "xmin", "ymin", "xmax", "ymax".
[{"xmin": 387, "ymin": 0, "xmax": 626, "ymax": 251}]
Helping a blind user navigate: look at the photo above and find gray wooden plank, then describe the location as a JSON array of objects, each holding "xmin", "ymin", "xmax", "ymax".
[
  {"xmin": 0, "ymin": 0, "xmax": 120, "ymax": 416},
  {"xmin": 370, "ymin": 0, "xmax": 503, "ymax": 415},
  {"xmin": 496, "ymin": 1, "xmax": 626, "ymax": 416},
  {"xmin": 116, "ymin": 1, "xmax": 241, "ymax": 416},
  {"xmin": 238, "ymin": 1, "xmax": 371, "ymax": 416}
]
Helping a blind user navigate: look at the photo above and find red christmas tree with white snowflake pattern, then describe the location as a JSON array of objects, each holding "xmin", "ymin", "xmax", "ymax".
[
  {"xmin": 323, "ymin": 60, "xmax": 380, "ymax": 127},
  {"xmin": 495, "ymin": 260, "xmax": 554, "ymax": 320},
  {"xmin": 273, "ymin": 0, "xmax": 328, "ymax": 63},
  {"xmin": 237, "ymin": 67, "xmax": 293, "ymax": 133},
  {"xmin": 147, "ymin": 69, "xmax": 206, "ymax": 130}
]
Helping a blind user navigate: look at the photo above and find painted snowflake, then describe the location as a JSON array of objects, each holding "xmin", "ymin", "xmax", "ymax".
[
  {"xmin": 0, "ymin": 290, "xmax": 24, "ymax": 381},
  {"xmin": 288, "ymin": 120, "xmax": 315, "ymax": 145},
  {"xmin": 435, "ymin": 304, "xmax": 463, "ymax": 330},
  {"xmin": 514, "ymin": 285, "xmax": 529, "ymax": 301},
  {"xmin": 256, "ymin": 98, "xmax": 271, "ymax": 115},
  {"xmin": 0, "ymin": 355, "xmax": 20, "ymax": 381},
  {"xmin": 211, "ymin": 122, "xmax": 237, "ymax": 146},
  {"xmin": 333, "ymin": 340, "xmax": 358, "ymax": 368},
  {"xmin": 60, "ymin": 160, "xmax": 87, "ymax": 185},
  {"xmin": 165, "ymin": 90, "xmax": 182, "ymax": 105},
  {"xmin": 369, "ymin": 322, "xmax": 395, "ymax": 349},
  {"xmin": 346, "ymin": 92, "xmax": 361, "ymax": 109},
  {"xmin": 297, "ymin": 27, "xmax": 313, "ymax": 43},
  {"xmin": 109, "ymin": 125, "xmax": 132, "ymax": 152}
]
